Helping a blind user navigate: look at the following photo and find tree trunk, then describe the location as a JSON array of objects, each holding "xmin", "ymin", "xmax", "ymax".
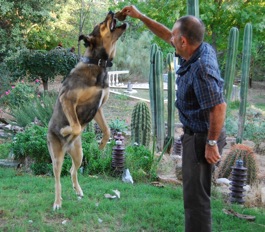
[{"xmin": 43, "ymin": 80, "xmax": 48, "ymax": 91}]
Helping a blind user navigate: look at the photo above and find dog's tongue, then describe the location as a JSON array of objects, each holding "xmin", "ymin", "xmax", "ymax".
[{"xmin": 114, "ymin": 11, "xmax": 127, "ymax": 21}]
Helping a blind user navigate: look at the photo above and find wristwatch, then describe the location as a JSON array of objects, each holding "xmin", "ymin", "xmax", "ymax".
[{"xmin": 207, "ymin": 140, "xmax": 217, "ymax": 146}]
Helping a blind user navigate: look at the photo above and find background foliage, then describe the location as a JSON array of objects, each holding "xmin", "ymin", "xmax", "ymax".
[{"xmin": 1, "ymin": 0, "xmax": 264, "ymax": 82}]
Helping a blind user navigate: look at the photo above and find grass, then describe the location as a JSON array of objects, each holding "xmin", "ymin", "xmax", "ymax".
[
  {"xmin": 1, "ymin": 168, "xmax": 265, "ymax": 232},
  {"xmin": 0, "ymin": 142, "xmax": 11, "ymax": 159}
]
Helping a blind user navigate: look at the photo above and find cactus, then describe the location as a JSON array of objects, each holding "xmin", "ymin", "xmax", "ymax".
[
  {"xmin": 154, "ymin": 49, "xmax": 165, "ymax": 151},
  {"xmin": 131, "ymin": 101, "xmax": 152, "ymax": 147},
  {"xmin": 217, "ymin": 144, "xmax": 258, "ymax": 185},
  {"xmin": 149, "ymin": 44, "xmax": 165, "ymax": 151},
  {"xmin": 166, "ymin": 53, "xmax": 176, "ymax": 151},
  {"xmin": 149, "ymin": 44, "xmax": 158, "ymax": 136},
  {"xmin": 223, "ymin": 27, "xmax": 239, "ymax": 106},
  {"xmin": 237, "ymin": 23, "xmax": 252, "ymax": 144},
  {"xmin": 187, "ymin": 0, "xmax": 199, "ymax": 17}
]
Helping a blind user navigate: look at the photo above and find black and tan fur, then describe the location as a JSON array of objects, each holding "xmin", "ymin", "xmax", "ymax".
[{"xmin": 47, "ymin": 11, "xmax": 127, "ymax": 210}]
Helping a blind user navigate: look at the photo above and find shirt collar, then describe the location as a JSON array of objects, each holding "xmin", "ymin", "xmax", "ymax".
[{"xmin": 176, "ymin": 42, "xmax": 205, "ymax": 75}]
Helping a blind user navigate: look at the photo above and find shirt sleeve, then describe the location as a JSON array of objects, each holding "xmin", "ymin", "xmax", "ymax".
[{"xmin": 193, "ymin": 63, "xmax": 225, "ymax": 110}]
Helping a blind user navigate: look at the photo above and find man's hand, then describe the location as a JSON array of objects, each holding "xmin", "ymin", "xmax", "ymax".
[
  {"xmin": 121, "ymin": 5, "xmax": 143, "ymax": 19},
  {"xmin": 205, "ymin": 145, "xmax": 221, "ymax": 164}
]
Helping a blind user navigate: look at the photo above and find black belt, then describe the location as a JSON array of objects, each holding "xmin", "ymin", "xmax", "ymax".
[{"xmin": 183, "ymin": 127, "xmax": 207, "ymax": 136}]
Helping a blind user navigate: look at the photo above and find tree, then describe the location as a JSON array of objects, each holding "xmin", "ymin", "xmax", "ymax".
[
  {"xmin": 200, "ymin": 0, "xmax": 265, "ymax": 80},
  {"xmin": 0, "ymin": 0, "xmax": 65, "ymax": 61},
  {"xmin": 115, "ymin": 0, "xmax": 186, "ymax": 56},
  {"xmin": 116, "ymin": 0, "xmax": 265, "ymax": 80},
  {"xmin": 7, "ymin": 48, "xmax": 78, "ymax": 91}
]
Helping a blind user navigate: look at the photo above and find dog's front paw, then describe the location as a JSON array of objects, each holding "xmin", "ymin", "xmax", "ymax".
[
  {"xmin": 60, "ymin": 126, "xmax": 72, "ymax": 137},
  {"xmin": 60, "ymin": 125, "xmax": 81, "ymax": 137}
]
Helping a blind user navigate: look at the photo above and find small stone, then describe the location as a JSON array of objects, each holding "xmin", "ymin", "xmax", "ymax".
[
  {"xmin": 62, "ymin": 220, "xmax": 68, "ymax": 225},
  {"xmin": 216, "ymin": 178, "xmax": 231, "ymax": 186}
]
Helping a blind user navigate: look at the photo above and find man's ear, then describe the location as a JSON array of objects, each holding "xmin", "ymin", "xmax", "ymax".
[
  {"xmin": 79, "ymin": 35, "xmax": 91, "ymax": 48},
  {"xmin": 181, "ymin": 36, "xmax": 188, "ymax": 48}
]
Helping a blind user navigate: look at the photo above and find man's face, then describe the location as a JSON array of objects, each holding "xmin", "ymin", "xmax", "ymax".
[{"xmin": 171, "ymin": 22, "xmax": 184, "ymax": 57}]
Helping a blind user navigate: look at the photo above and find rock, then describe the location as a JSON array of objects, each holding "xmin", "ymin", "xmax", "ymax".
[
  {"xmin": 216, "ymin": 178, "xmax": 231, "ymax": 186},
  {"xmin": 244, "ymin": 185, "xmax": 251, "ymax": 192},
  {"xmin": 0, "ymin": 159, "xmax": 20, "ymax": 168}
]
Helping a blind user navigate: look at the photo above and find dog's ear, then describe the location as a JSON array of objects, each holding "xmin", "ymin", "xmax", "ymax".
[{"xmin": 79, "ymin": 35, "xmax": 91, "ymax": 48}]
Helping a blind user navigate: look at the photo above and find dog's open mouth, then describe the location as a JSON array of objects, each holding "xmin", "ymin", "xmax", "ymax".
[
  {"xmin": 109, "ymin": 11, "xmax": 128, "ymax": 32},
  {"xmin": 110, "ymin": 18, "xmax": 117, "ymax": 32}
]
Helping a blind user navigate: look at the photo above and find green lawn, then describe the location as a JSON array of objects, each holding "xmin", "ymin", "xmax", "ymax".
[{"xmin": 0, "ymin": 168, "xmax": 264, "ymax": 231}]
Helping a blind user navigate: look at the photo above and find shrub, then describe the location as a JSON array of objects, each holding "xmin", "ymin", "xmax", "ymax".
[
  {"xmin": 0, "ymin": 142, "xmax": 12, "ymax": 159},
  {"xmin": 61, "ymin": 156, "xmax": 73, "ymax": 176},
  {"xmin": 0, "ymin": 63, "xmax": 13, "ymax": 98},
  {"xmin": 108, "ymin": 118, "xmax": 128, "ymax": 136},
  {"xmin": 10, "ymin": 91, "xmax": 57, "ymax": 127},
  {"xmin": 5, "ymin": 48, "xmax": 78, "ymax": 91},
  {"xmin": 125, "ymin": 145, "xmax": 154, "ymax": 182},
  {"xmin": 12, "ymin": 125, "xmax": 50, "ymax": 163},
  {"xmin": 218, "ymin": 144, "xmax": 259, "ymax": 185},
  {"xmin": 225, "ymin": 105, "xmax": 265, "ymax": 144},
  {"xmin": 30, "ymin": 162, "xmax": 52, "ymax": 176},
  {"xmin": 82, "ymin": 132, "xmax": 114, "ymax": 176},
  {"xmin": 12, "ymin": 127, "xmax": 108, "ymax": 176},
  {"xmin": 0, "ymin": 82, "xmax": 37, "ymax": 108}
]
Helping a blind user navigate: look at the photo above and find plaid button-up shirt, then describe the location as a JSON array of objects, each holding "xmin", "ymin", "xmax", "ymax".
[{"xmin": 175, "ymin": 42, "xmax": 225, "ymax": 133}]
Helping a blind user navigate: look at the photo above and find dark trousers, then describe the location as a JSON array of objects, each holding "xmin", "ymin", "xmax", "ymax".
[{"xmin": 182, "ymin": 128, "xmax": 226, "ymax": 232}]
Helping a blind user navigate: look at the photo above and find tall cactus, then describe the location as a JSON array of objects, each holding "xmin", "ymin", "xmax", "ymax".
[
  {"xmin": 166, "ymin": 53, "xmax": 175, "ymax": 151},
  {"xmin": 131, "ymin": 101, "xmax": 152, "ymax": 147},
  {"xmin": 149, "ymin": 44, "xmax": 158, "ymax": 136},
  {"xmin": 223, "ymin": 27, "xmax": 239, "ymax": 107},
  {"xmin": 237, "ymin": 23, "xmax": 252, "ymax": 144},
  {"xmin": 149, "ymin": 44, "xmax": 165, "ymax": 151},
  {"xmin": 187, "ymin": 0, "xmax": 199, "ymax": 17},
  {"xmin": 154, "ymin": 49, "xmax": 165, "ymax": 151}
]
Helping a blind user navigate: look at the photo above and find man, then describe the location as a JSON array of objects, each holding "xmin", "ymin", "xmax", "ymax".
[{"xmin": 121, "ymin": 5, "xmax": 226, "ymax": 232}]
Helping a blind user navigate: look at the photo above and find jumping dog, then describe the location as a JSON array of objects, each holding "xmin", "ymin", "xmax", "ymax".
[{"xmin": 47, "ymin": 11, "xmax": 127, "ymax": 210}]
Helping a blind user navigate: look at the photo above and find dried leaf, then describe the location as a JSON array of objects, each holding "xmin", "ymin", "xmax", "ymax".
[
  {"xmin": 112, "ymin": 189, "xmax": 121, "ymax": 198},
  {"xmin": 104, "ymin": 193, "xmax": 117, "ymax": 199}
]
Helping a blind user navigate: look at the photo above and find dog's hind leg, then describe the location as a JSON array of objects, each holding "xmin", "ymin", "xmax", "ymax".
[
  {"xmin": 68, "ymin": 136, "xmax": 84, "ymax": 198},
  {"xmin": 47, "ymin": 136, "xmax": 65, "ymax": 210},
  {"xmin": 94, "ymin": 108, "xmax": 110, "ymax": 149}
]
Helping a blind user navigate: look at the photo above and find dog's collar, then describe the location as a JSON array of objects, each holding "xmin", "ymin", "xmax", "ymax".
[{"xmin": 81, "ymin": 57, "xmax": 113, "ymax": 68}]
